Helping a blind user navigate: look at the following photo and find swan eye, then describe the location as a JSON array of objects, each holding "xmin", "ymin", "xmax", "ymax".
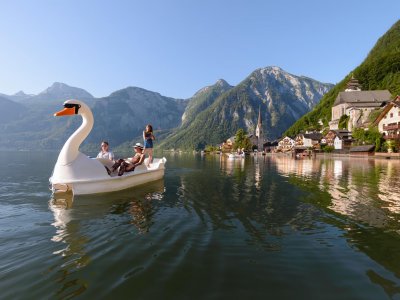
[{"xmin": 64, "ymin": 103, "xmax": 81, "ymax": 114}]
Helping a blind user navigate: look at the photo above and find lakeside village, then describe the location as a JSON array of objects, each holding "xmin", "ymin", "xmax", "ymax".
[{"xmin": 206, "ymin": 77, "xmax": 400, "ymax": 158}]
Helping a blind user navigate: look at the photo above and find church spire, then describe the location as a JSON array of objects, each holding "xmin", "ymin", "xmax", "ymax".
[
  {"xmin": 255, "ymin": 106, "xmax": 263, "ymax": 151},
  {"xmin": 345, "ymin": 75, "xmax": 362, "ymax": 92}
]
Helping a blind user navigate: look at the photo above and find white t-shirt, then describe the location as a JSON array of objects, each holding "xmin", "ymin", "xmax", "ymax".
[{"xmin": 97, "ymin": 150, "xmax": 114, "ymax": 160}]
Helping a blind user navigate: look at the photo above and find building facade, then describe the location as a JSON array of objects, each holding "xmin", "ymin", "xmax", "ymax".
[
  {"xmin": 375, "ymin": 96, "xmax": 400, "ymax": 141},
  {"xmin": 329, "ymin": 77, "xmax": 391, "ymax": 130},
  {"xmin": 277, "ymin": 136, "xmax": 295, "ymax": 152}
]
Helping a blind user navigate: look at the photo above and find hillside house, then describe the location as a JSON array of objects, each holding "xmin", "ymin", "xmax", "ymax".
[
  {"xmin": 329, "ymin": 77, "xmax": 391, "ymax": 131},
  {"xmin": 263, "ymin": 140, "xmax": 279, "ymax": 153},
  {"xmin": 321, "ymin": 130, "xmax": 352, "ymax": 150},
  {"xmin": 277, "ymin": 136, "xmax": 295, "ymax": 152},
  {"xmin": 295, "ymin": 132, "xmax": 323, "ymax": 149},
  {"xmin": 374, "ymin": 96, "xmax": 400, "ymax": 141}
]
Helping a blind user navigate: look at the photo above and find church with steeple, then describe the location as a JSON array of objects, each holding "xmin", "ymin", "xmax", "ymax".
[
  {"xmin": 255, "ymin": 106, "xmax": 263, "ymax": 151},
  {"xmin": 329, "ymin": 76, "xmax": 391, "ymax": 131}
]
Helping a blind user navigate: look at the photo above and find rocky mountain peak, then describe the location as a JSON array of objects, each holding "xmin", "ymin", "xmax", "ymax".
[
  {"xmin": 215, "ymin": 79, "xmax": 230, "ymax": 88},
  {"xmin": 39, "ymin": 82, "xmax": 94, "ymax": 99},
  {"xmin": 14, "ymin": 90, "xmax": 28, "ymax": 96}
]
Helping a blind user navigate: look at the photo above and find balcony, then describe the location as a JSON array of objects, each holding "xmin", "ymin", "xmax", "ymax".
[
  {"xmin": 384, "ymin": 134, "xmax": 400, "ymax": 140},
  {"xmin": 383, "ymin": 123, "xmax": 400, "ymax": 131}
]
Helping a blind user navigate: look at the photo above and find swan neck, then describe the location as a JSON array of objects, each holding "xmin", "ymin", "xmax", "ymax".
[{"xmin": 57, "ymin": 111, "xmax": 93, "ymax": 165}]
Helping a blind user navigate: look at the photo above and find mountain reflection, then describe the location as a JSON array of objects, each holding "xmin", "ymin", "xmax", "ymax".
[{"xmin": 177, "ymin": 155, "xmax": 317, "ymax": 251}]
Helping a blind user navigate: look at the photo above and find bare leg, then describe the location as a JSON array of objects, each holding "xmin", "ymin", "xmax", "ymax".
[{"xmin": 147, "ymin": 149, "xmax": 153, "ymax": 167}]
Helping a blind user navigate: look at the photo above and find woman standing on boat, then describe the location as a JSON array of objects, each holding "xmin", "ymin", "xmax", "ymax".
[{"xmin": 143, "ymin": 124, "xmax": 155, "ymax": 167}]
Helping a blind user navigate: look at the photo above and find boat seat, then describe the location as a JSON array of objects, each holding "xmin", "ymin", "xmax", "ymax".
[{"xmin": 95, "ymin": 158, "xmax": 114, "ymax": 168}]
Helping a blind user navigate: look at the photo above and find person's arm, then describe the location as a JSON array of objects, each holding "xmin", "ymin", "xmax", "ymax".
[
  {"xmin": 96, "ymin": 152, "xmax": 101, "ymax": 158},
  {"xmin": 152, "ymin": 133, "xmax": 155, "ymax": 140},
  {"xmin": 109, "ymin": 151, "xmax": 114, "ymax": 161},
  {"xmin": 133, "ymin": 154, "xmax": 145, "ymax": 167},
  {"xmin": 143, "ymin": 131, "xmax": 146, "ymax": 140}
]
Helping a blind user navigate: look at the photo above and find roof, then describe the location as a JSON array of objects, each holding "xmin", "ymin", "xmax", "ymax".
[
  {"xmin": 263, "ymin": 141, "xmax": 278, "ymax": 146},
  {"xmin": 346, "ymin": 78, "xmax": 362, "ymax": 90},
  {"xmin": 333, "ymin": 90, "xmax": 391, "ymax": 106},
  {"xmin": 350, "ymin": 145, "xmax": 375, "ymax": 152},
  {"xmin": 303, "ymin": 132, "xmax": 323, "ymax": 140},
  {"xmin": 346, "ymin": 102, "xmax": 383, "ymax": 109},
  {"xmin": 373, "ymin": 96, "xmax": 400, "ymax": 126},
  {"xmin": 278, "ymin": 136, "xmax": 295, "ymax": 142}
]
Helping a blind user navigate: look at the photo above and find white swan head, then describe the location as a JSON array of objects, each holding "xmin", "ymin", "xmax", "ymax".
[
  {"xmin": 54, "ymin": 99, "xmax": 94, "ymax": 165},
  {"xmin": 54, "ymin": 99, "xmax": 90, "ymax": 118}
]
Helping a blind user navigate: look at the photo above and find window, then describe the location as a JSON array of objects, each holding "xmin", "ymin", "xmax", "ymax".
[{"xmin": 390, "ymin": 113, "xmax": 393, "ymax": 118}]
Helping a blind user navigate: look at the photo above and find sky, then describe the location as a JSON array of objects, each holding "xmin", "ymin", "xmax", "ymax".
[{"xmin": 0, "ymin": 0, "xmax": 399, "ymax": 99}]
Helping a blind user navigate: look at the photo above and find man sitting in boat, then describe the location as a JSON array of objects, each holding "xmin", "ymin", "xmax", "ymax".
[
  {"xmin": 107, "ymin": 143, "xmax": 145, "ymax": 176},
  {"xmin": 96, "ymin": 141, "xmax": 114, "ymax": 161}
]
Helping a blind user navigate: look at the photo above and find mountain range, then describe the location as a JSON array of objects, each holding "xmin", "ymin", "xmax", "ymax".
[
  {"xmin": 160, "ymin": 67, "xmax": 332, "ymax": 149},
  {"xmin": 0, "ymin": 67, "xmax": 333, "ymax": 151}
]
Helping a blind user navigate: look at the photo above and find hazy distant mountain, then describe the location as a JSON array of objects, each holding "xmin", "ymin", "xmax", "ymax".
[
  {"xmin": 0, "ymin": 96, "xmax": 27, "ymax": 124},
  {"xmin": 0, "ymin": 82, "xmax": 95, "ymax": 150},
  {"xmin": 1, "ymin": 91, "xmax": 34, "ymax": 102},
  {"xmin": 83, "ymin": 87, "xmax": 187, "ymax": 147},
  {"xmin": 160, "ymin": 66, "xmax": 333, "ymax": 150},
  {"xmin": 34, "ymin": 82, "xmax": 94, "ymax": 101}
]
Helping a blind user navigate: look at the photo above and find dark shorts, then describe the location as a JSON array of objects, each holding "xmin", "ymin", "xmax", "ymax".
[{"xmin": 144, "ymin": 140, "xmax": 153, "ymax": 148}]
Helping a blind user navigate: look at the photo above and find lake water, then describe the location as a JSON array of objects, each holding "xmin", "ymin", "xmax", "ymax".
[{"xmin": 1, "ymin": 151, "xmax": 400, "ymax": 299}]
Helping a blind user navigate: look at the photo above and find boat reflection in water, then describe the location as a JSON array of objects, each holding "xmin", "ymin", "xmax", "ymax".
[{"xmin": 48, "ymin": 180, "xmax": 165, "ymax": 299}]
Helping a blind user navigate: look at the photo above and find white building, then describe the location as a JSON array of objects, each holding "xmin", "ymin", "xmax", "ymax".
[
  {"xmin": 329, "ymin": 77, "xmax": 391, "ymax": 130},
  {"xmin": 278, "ymin": 136, "xmax": 295, "ymax": 152},
  {"xmin": 374, "ymin": 96, "xmax": 400, "ymax": 141},
  {"xmin": 295, "ymin": 132, "xmax": 323, "ymax": 148}
]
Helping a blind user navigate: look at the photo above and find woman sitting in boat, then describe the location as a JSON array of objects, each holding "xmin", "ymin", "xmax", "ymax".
[
  {"xmin": 96, "ymin": 141, "xmax": 114, "ymax": 160},
  {"xmin": 107, "ymin": 143, "xmax": 145, "ymax": 176}
]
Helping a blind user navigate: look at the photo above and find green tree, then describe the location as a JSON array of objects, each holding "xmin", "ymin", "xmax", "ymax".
[
  {"xmin": 338, "ymin": 114, "xmax": 349, "ymax": 130},
  {"xmin": 352, "ymin": 126, "xmax": 383, "ymax": 151},
  {"xmin": 233, "ymin": 129, "xmax": 252, "ymax": 150}
]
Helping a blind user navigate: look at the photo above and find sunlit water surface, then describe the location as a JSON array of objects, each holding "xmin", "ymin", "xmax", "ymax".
[{"xmin": 1, "ymin": 151, "xmax": 400, "ymax": 299}]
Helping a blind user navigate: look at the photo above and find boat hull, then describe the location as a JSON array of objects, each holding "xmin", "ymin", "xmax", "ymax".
[
  {"xmin": 72, "ymin": 168, "xmax": 164, "ymax": 195},
  {"xmin": 50, "ymin": 157, "xmax": 167, "ymax": 195}
]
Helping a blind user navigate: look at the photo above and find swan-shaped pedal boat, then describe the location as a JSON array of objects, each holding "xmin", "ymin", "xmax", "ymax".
[{"xmin": 49, "ymin": 99, "xmax": 166, "ymax": 195}]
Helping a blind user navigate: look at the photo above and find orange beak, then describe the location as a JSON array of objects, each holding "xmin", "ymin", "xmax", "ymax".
[{"xmin": 54, "ymin": 107, "xmax": 75, "ymax": 117}]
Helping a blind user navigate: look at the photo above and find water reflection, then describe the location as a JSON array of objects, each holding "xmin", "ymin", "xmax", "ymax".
[
  {"xmin": 269, "ymin": 155, "xmax": 400, "ymax": 229},
  {"xmin": 49, "ymin": 192, "xmax": 89, "ymax": 299},
  {"xmin": 219, "ymin": 154, "xmax": 245, "ymax": 176},
  {"xmin": 269, "ymin": 155, "xmax": 400, "ymax": 296},
  {"xmin": 176, "ymin": 154, "xmax": 313, "ymax": 252},
  {"xmin": 48, "ymin": 180, "xmax": 165, "ymax": 299}
]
